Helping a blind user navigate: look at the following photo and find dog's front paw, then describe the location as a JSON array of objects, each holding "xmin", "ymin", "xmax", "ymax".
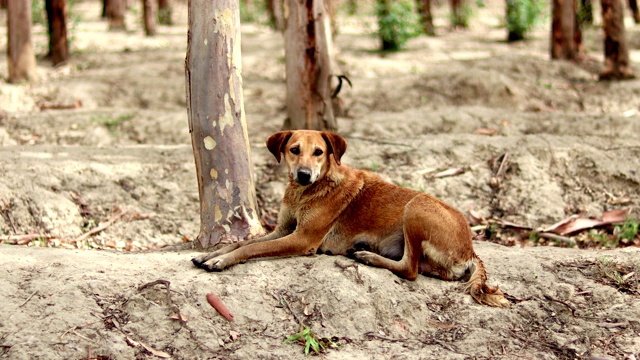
[
  {"xmin": 200, "ymin": 255, "xmax": 233, "ymax": 272},
  {"xmin": 353, "ymin": 250, "xmax": 380, "ymax": 266},
  {"xmin": 192, "ymin": 253, "xmax": 214, "ymax": 268}
]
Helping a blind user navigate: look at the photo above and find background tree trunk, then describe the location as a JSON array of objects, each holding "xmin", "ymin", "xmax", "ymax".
[
  {"xmin": 142, "ymin": 0, "xmax": 157, "ymax": 36},
  {"xmin": 46, "ymin": 0, "xmax": 69, "ymax": 66},
  {"xmin": 108, "ymin": 0, "xmax": 126, "ymax": 30},
  {"xmin": 8, "ymin": 0, "xmax": 37, "ymax": 83},
  {"xmin": 284, "ymin": 0, "xmax": 337, "ymax": 131},
  {"xmin": 185, "ymin": 0, "xmax": 263, "ymax": 249},
  {"xmin": 600, "ymin": 0, "xmax": 635, "ymax": 79},
  {"xmin": 551, "ymin": 0, "xmax": 581, "ymax": 60},
  {"xmin": 157, "ymin": 0, "xmax": 173, "ymax": 25},
  {"xmin": 628, "ymin": 0, "xmax": 640, "ymax": 22},
  {"xmin": 266, "ymin": 0, "xmax": 285, "ymax": 32},
  {"xmin": 0, "ymin": 0, "xmax": 7, "ymax": 9},
  {"xmin": 450, "ymin": 0, "xmax": 468, "ymax": 28},
  {"xmin": 416, "ymin": 0, "xmax": 435, "ymax": 36},
  {"xmin": 580, "ymin": 0, "xmax": 593, "ymax": 24}
]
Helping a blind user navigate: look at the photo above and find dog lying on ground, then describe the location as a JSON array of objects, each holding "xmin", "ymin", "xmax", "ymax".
[{"xmin": 192, "ymin": 130, "xmax": 509, "ymax": 307}]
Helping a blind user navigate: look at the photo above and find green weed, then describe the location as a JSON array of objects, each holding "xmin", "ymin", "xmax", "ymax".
[
  {"xmin": 375, "ymin": 0, "xmax": 421, "ymax": 51},
  {"xmin": 614, "ymin": 217, "xmax": 638, "ymax": 243},
  {"xmin": 284, "ymin": 326, "xmax": 336, "ymax": 355},
  {"xmin": 505, "ymin": 0, "xmax": 545, "ymax": 41}
]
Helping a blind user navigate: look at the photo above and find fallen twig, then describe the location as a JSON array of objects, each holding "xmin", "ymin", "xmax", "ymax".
[
  {"xmin": 537, "ymin": 233, "xmax": 576, "ymax": 247},
  {"xmin": 345, "ymin": 136, "xmax": 413, "ymax": 148},
  {"xmin": 543, "ymin": 294, "xmax": 577, "ymax": 316},
  {"xmin": 19, "ymin": 290, "xmax": 39, "ymax": 307},
  {"xmin": 74, "ymin": 209, "xmax": 129, "ymax": 243},
  {"xmin": 334, "ymin": 260, "xmax": 364, "ymax": 284}
]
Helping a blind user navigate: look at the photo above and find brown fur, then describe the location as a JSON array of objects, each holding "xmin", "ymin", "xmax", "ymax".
[{"xmin": 192, "ymin": 130, "xmax": 509, "ymax": 307}]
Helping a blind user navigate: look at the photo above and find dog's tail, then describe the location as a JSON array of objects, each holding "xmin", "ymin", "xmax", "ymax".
[{"xmin": 465, "ymin": 254, "xmax": 510, "ymax": 307}]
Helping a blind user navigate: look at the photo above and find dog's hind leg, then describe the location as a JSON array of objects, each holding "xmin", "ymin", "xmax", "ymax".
[{"xmin": 353, "ymin": 197, "xmax": 428, "ymax": 280}]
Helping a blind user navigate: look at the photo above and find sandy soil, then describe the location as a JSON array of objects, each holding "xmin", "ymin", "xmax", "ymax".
[{"xmin": 0, "ymin": 0, "xmax": 639, "ymax": 358}]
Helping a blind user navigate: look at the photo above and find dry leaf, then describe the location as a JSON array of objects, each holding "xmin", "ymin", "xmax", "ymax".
[
  {"xmin": 170, "ymin": 312, "xmax": 188, "ymax": 322},
  {"xmin": 206, "ymin": 293, "xmax": 234, "ymax": 322},
  {"xmin": 139, "ymin": 341, "xmax": 172, "ymax": 358},
  {"xmin": 474, "ymin": 128, "xmax": 498, "ymax": 135},
  {"xmin": 229, "ymin": 330, "xmax": 240, "ymax": 341}
]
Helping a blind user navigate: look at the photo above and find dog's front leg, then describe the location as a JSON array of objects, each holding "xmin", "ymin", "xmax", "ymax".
[{"xmin": 197, "ymin": 232, "xmax": 322, "ymax": 272}]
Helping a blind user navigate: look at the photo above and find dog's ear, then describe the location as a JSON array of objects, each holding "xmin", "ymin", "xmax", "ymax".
[
  {"xmin": 266, "ymin": 131, "xmax": 293, "ymax": 163},
  {"xmin": 322, "ymin": 132, "xmax": 347, "ymax": 165}
]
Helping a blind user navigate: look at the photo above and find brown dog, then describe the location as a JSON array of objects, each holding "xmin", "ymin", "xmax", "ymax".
[{"xmin": 192, "ymin": 130, "xmax": 509, "ymax": 307}]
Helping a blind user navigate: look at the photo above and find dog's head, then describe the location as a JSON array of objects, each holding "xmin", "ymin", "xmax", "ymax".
[{"xmin": 266, "ymin": 130, "xmax": 347, "ymax": 186}]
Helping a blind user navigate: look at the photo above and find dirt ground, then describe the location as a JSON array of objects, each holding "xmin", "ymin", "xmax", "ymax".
[{"xmin": 1, "ymin": 0, "xmax": 639, "ymax": 359}]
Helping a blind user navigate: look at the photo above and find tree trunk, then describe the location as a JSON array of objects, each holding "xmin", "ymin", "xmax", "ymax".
[
  {"xmin": 628, "ymin": 0, "xmax": 640, "ymax": 22},
  {"xmin": 580, "ymin": 0, "xmax": 593, "ymax": 24},
  {"xmin": 266, "ymin": 0, "xmax": 285, "ymax": 31},
  {"xmin": 7, "ymin": 0, "xmax": 37, "ymax": 83},
  {"xmin": 185, "ymin": 0, "xmax": 264, "ymax": 249},
  {"xmin": 108, "ymin": 0, "xmax": 126, "ymax": 30},
  {"xmin": 450, "ymin": 0, "xmax": 468, "ymax": 28},
  {"xmin": 142, "ymin": 0, "xmax": 157, "ymax": 36},
  {"xmin": 416, "ymin": 0, "xmax": 435, "ymax": 36},
  {"xmin": 600, "ymin": 0, "xmax": 635, "ymax": 79},
  {"xmin": 46, "ymin": 0, "xmax": 69, "ymax": 66},
  {"xmin": 157, "ymin": 0, "xmax": 173, "ymax": 25},
  {"xmin": 284, "ymin": 0, "xmax": 337, "ymax": 131},
  {"xmin": 0, "ymin": 0, "xmax": 7, "ymax": 9},
  {"xmin": 551, "ymin": 0, "xmax": 581, "ymax": 60}
]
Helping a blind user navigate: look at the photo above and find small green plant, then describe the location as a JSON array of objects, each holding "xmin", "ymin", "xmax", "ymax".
[
  {"xmin": 505, "ymin": 0, "xmax": 545, "ymax": 41},
  {"xmin": 615, "ymin": 217, "xmax": 639, "ymax": 243},
  {"xmin": 92, "ymin": 114, "xmax": 134, "ymax": 134},
  {"xmin": 284, "ymin": 326, "xmax": 336, "ymax": 355},
  {"xmin": 31, "ymin": 0, "xmax": 47, "ymax": 26},
  {"xmin": 375, "ymin": 0, "xmax": 421, "ymax": 51}
]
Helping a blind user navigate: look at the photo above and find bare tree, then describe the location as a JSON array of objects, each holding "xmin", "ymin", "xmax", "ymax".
[
  {"xmin": 185, "ymin": 0, "xmax": 264, "ymax": 248},
  {"xmin": 551, "ymin": 0, "xmax": 582, "ymax": 60},
  {"xmin": 266, "ymin": 0, "xmax": 284, "ymax": 31},
  {"xmin": 108, "ymin": 0, "xmax": 126, "ymax": 30},
  {"xmin": 628, "ymin": 0, "xmax": 640, "ymax": 23},
  {"xmin": 8, "ymin": 0, "xmax": 37, "ymax": 83},
  {"xmin": 599, "ymin": 0, "xmax": 635, "ymax": 79},
  {"xmin": 46, "ymin": 0, "xmax": 69, "ymax": 66},
  {"xmin": 284, "ymin": 0, "xmax": 337, "ymax": 131},
  {"xmin": 157, "ymin": 0, "xmax": 173, "ymax": 25},
  {"xmin": 416, "ymin": 0, "xmax": 435, "ymax": 36},
  {"xmin": 142, "ymin": 0, "xmax": 157, "ymax": 36}
]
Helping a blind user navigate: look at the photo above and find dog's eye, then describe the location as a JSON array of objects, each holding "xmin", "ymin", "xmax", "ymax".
[
  {"xmin": 290, "ymin": 147, "xmax": 300, "ymax": 155},
  {"xmin": 313, "ymin": 149, "xmax": 324, "ymax": 156}
]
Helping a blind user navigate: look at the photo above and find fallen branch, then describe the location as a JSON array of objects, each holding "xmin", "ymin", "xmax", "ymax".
[
  {"xmin": 19, "ymin": 290, "xmax": 39, "ymax": 307},
  {"xmin": 537, "ymin": 233, "xmax": 576, "ymax": 247},
  {"xmin": 345, "ymin": 136, "xmax": 413, "ymax": 148},
  {"xmin": 543, "ymin": 294, "xmax": 577, "ymax": 316}
]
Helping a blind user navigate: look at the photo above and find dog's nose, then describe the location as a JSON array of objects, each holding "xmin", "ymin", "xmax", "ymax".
[{"xmin": 296, "ymin": 169, "xmax": 312, "ymax": 185}]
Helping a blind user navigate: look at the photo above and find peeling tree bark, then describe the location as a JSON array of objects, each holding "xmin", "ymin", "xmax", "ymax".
[
  {"xmin": 284, "ymin": 0, "xmax": 337, "ymax": 131},
  {"xmin": 142, "ymin": 0, "xmax": 157, "ymax": 36},
  {"xmin": 185, "ymin": 0, "xmax": 264, "ymax": 249},
  {"xmin": 8, "ymin": 0, "xmax": 37, "ymax": 83},
  {"xmin": 46, "ymin": 0, "xmax": 69, "ymax": 66},
  {"xmin": 600, "ymin": 0, "xmax": 635, "ymax": 79},
  {"xmin": 551, "ymin": 0, "xmax": 582, "ymax": 60}
]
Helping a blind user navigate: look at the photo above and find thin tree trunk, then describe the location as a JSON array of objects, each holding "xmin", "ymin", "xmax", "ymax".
[
  {"xmin": 600, "ymin": 0, "xmax": 635, "ymax": 79},
  {"xmin": 580, "ymin": 0, "xmax": 593, "ymax": 24},
  {"xmin": 551, "ymin": 0, "xmax": 581, "ymax": 60},
  {"xmin": 46, "ymin": 0, "xmax": 69, "ymax": 66},
  {"xmin": 0, "ymin": 0, "xmax": 7, "ymax": 9},
  {"xmin": 416, "ymin": 0, "xmax": 435, "ymax": 36},
  {"xmin": 450, "ymin": 0, "xmax": 467, "ymax": 28},
  {"xmin": 266, "ymin": 0, "xmax": 284, "ymax": 31},
  {"xmin": 109, "ymin": 0, "xmax": 126, "ymax": 30},
  {"xmin": 157, "ymin": 0, "xmax": 173, "ymax": 25},
  {"xmin": 284, "ymin": 0, "xmax": 337, "ymax": 131},
  {"xmin": 8, "ymin": 0, "xmax": 37, "ymax": 83},
  {"xmin": 102, "ymin": 0, "xmax": 110, "ymax": 18},
  {"xmin": 142, "ymin": 0, "xmax": 157, "ymax": 36},
  {"xmin": 185, "ymin": 0, "xmax": 263, "ymax": 249},
  {"xmin": 628, "ymin": 0, "xmax": 640, "ymax": 22}
]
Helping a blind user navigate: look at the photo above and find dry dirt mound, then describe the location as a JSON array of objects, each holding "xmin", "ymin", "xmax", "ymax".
[{"xmin": 1, "ymin": 243, "xmax": 639, "ymax": 359}]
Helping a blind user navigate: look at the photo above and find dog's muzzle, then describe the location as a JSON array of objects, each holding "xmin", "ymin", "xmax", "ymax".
[{"xmin": 295, "ymin": 168, "xmax": 313, "ymax": 186}]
